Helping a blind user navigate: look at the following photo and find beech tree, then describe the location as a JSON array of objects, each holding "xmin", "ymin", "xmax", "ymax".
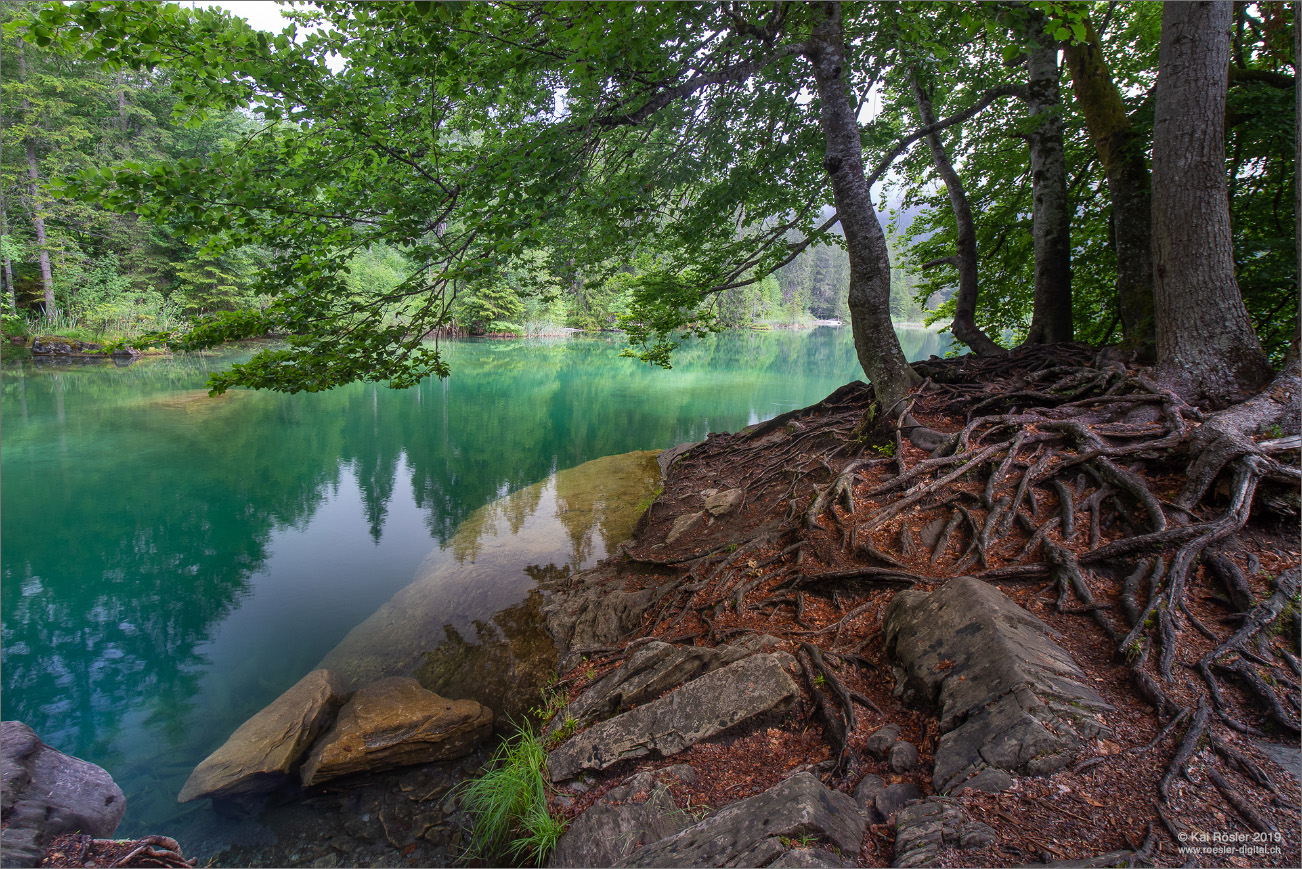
[
  {"xmin": 1064, "ymin": 8, "xmax": 1155, "ymax": 351},
  {"xmin": 1151, "ymin": 0, "xmax": 1274, "ymax": 402}
]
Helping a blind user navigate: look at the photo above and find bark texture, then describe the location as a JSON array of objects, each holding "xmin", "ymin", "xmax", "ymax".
[
  {"xmin": 1151, "ymin": 1, "xmax": 1272, "ymax": 401},
  {"xmin": 805, "ymin": 3, "xmax": 918, "ymax": 414},
  {"xmin": 1022, "ymin": 14, "xmax": 1073, "ymax": 346},
  {"xmin": 910, "ymin": 71, "xmax": 1002, "ymax": 357},
  {"xmin": 1065, "ymin": 12, "xmax": 1156, "ymax": 352}
]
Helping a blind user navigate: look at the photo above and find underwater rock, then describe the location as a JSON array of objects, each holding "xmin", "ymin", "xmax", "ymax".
[
  {"xmin": 300, "ymin": 678, "xmax": 491, "ymax": 786},
  {"xmin": 178, "ymin": 669, "xmax": 348, "ymax": 802}
]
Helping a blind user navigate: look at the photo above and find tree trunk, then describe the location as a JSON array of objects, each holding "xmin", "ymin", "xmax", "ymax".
[
  {"xmin": 17, "ymin": 46, "xmax": 54, "ymax": 316},
  {"xmin": 805, "ymin": 3, "xmax": 918, "ymax": 414},
  {"xmin": 1064, "ymin": 11, "xmax": 1156, "ymax": 353},
  {"xmin": 1151, "ymin": 1, "xmax": 1272, "ymax": 401},
  {"xmin": 909, "ymin": 70, "xmax": 1002, "ymax": 356},
  {"xmin": 1021, "ymin": 13, "xmax": 1073, "ymax": 345},
  {"xmin": 1, "ymin": 204, "xmax": 16, "ymax": 310},
  {"xmin": 24, "ymin": 140, "xmax": 56, "ymax": 316}
]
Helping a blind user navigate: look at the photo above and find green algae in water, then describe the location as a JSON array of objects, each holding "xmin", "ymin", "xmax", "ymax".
[{"xmin": 318, "ymin": 450, "xmax": 663, "ymax": 720}]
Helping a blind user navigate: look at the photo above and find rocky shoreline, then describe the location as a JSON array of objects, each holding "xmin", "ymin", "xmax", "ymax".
[{"xmin": 6, "ymin": 366, "xmax": 1300, "ymax": 867}]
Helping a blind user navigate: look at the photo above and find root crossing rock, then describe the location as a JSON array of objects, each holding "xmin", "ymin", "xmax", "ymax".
[{"xmin": 884, "ymin": 576, "xmax": 1110, "ymax": 793}]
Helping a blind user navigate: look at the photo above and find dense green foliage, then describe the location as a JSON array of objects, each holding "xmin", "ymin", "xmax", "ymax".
[
  {"xmin": 0, "ymin": 4, "xmax": 271, "ymax": 340},
  {"xmin": 7, "ymin": 1, "xmax": 1295, "ymax": 387},
  {"xmin": 885, "ymin": 2, "xmax": 1295, "ymax": 359}
]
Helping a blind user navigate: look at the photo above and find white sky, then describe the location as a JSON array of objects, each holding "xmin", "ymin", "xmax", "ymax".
[{"xmin": 204, "ymin": 1, "xmax": 294, "ymax": 34}]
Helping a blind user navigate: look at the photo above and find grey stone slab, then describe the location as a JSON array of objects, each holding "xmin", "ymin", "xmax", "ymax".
[
  {"xmin": 616, "ymin": 772, "xmax": 866, "ymax": 868},
  {"xmin": 892, "ymin": 797, "xmax": 997, "ymax": 868},
  {"xmin": 545, "ymin": 635, "xmax": 778, "ymax": 738},
  {"xmin": 657, "ymin": 441, "xmax": 702, "ymax": 474},
  {"xmin": 884, "ymin": 577, "xmax": 1110, "ymax": 794},
  {"xmin": 549, "ymin": 767, "xmax": 694, "ymax": 867},
  {"xmin": 546, "ymin": 653, "xmax": 797, "ymax": 782}
]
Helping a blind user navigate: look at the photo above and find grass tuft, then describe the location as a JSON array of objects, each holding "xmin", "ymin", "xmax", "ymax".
[{"xmin": 459, "ymin": 720, "xmax": 565, "ymax": 866}]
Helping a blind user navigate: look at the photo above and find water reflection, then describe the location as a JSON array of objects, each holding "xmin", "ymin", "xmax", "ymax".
[
  {"xmin": 318, "ymin": 450, "xmax": 662, "ymax": 725},
  {"xmin": 0, "ymin": 326, "xmax": 952, "ymax": 833}
]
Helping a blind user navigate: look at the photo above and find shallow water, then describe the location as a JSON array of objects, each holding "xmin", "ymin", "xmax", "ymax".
[{"xmin": 0, "ymin": 326, "xmax": 952, "ymax": 839}]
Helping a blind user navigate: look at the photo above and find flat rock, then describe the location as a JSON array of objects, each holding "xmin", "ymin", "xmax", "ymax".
[
  {"xmin": 666, "ymin": 511, "xmax": 707, "ymax": 544},
  {"xmin": 549, "ymin": 766, "xmax": 694, "ymax": 867},
  {"xmin": 543, "ymin": 572, "xmax": 662, "ymax": 659},
  {"xmin": 704, "ymin": 488, "xmax": 743, "ymax": 516},
  {"xmin": 884, "ymin": 577, "xmax": 1109, "ymax": 794},
  {"xmin": 953, "ymin": 767, "xmax": 1013, "ymax": 794},
  {"xmin": 547, "ymin": 653, "xmax": 796, "ymax": 782},
  {"xmin": 2, "ymin": 721, "xmax": 126, "ymax": 867},
  {"xmin": 892, "ymin": 797, "xmax": 997, "ymax": 868},
  {"xmin": 616, "ymin": 772, "xmax": 866, "ymax": 868},
  {"xmin": 545, "ymin": 635, "xmax": 778, "ymax": 738},
  {"xmin": 179, "ymin": 669, "xmax": 348, "ymax": 802},
  {"xmin": 300, "ymin": 678, "xmax": 491, "ymax": 785}
]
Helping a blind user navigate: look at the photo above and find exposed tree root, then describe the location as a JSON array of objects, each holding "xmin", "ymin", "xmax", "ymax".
[{"xmin": 614, "ymin": 343, "xmax": 1299, "ymax": 859}]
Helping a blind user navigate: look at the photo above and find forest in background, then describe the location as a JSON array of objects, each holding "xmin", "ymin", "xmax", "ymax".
[
  {"xmin": 1, "ymin": 2, "xmax": 932, "ymax": 344},
  {"xmin": 1, "ymin": 2, "xmax": 1294, "ymax": 382}
]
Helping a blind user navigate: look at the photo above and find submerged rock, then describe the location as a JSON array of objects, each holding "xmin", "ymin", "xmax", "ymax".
[
  {"xmin": 616, "ymin": 772, "xmax": 866, "ymax": 868},
  {"xmin": 883, "ymin": 576, "xmax": 1110, "ymax": 794},
  {"xmin": 546, "ymin": 652, "xmax": 797, "ymax": 782},
  {"xmin": 319, "ymin": 451, "xmax": 662, "ymax": 691},
  {"xmin": 179, "ymin": 669, "xmax": 348, "ymax": 802},
  {"xmin": 1, "ymin": 721, "xmax": 126, "ymax": 867},
  {"xmin": 300, "ymin": 678, "xmax": 491, "ymax": 786}
]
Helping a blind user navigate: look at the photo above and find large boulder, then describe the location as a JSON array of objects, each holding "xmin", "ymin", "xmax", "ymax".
[
  {"xmin": 544, "ymin": 635, "xmax": 779, "ymax": 738},
  {"xmin": 616, "ymin": 772, "xmax": 866, "ymax": 868},
  {"xmin": 300, "ymin": 678, "xmax": 491, "ymax": 786},
  {"xmin": 883, "ymin": 576, "xmax": 1110, "ymax": 794},
  {"xmin": 546, "ymin": 653, "xmax": 797, "ymax": 782},
  {"xmin": 549, "ymin": 766, "xmax": 695, "ymax": 867},
  {"xmin": 178, "ymin": 669, "xmax": 348, "ymax": 802},
  {"xmin": 2, "ymin": 721, "xmax": 126, "ymax": 867}
]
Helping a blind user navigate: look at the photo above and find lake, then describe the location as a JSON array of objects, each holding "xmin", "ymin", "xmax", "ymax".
[{"xmin": 0, "ymin": 326, "xmax": 951, "ymax": 838}]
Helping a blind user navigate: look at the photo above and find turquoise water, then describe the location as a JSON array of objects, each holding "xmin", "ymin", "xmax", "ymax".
[{"xmin": 0, "ymin": 327, "xmax": 951, "ymax": 834}]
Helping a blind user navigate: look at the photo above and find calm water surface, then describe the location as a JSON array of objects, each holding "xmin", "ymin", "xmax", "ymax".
[{"xmin": 0, "ymin": 327, "xmax": 950, "ymax": 835}]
